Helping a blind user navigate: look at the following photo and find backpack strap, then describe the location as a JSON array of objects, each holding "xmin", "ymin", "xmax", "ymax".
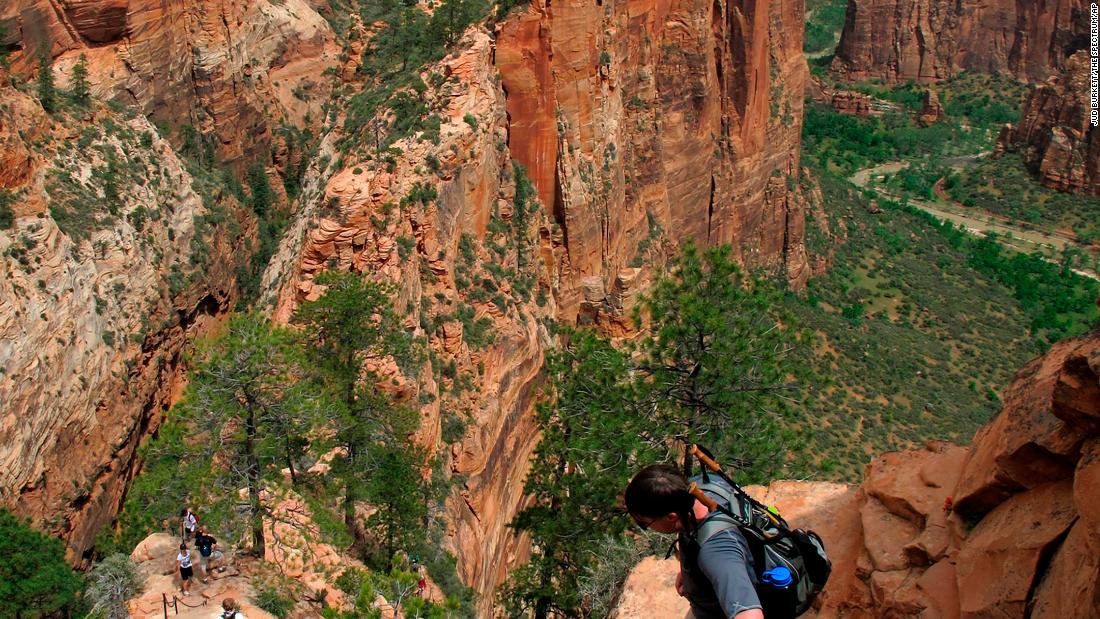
[{"xmin": 695, "ymin": 512, "xmax": 740, "ymax": 546}]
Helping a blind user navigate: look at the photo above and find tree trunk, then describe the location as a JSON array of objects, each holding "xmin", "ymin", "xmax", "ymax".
[{"xmin": 246, "ymin": 408, "xmax": 265, "ymax": 557}]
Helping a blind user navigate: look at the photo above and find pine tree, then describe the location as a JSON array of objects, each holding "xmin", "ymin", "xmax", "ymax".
[
  {"xmin": 70, "ymin": 53, "xmax": 90, "ymax": 107},
  {"xmin": 502, "ymin": 331, "xmax": 662, "ymax": 618},
  {"xmin": 504, "ymin": 243, "xmax": 807, "ymax": 616},
  {"xmin": 0, "ymin": 509, "xmax": 83, "ymax": 616},
  {"xmin": 293, "ymin": 270, "xmax": 425, "ymax": 566},
  {"xmin": 173, "ymin": 313, "xmax": 321, "ymax": 557},
  {"xmin": 632, "ymin": 242, "xmax": 804, "ymax": 482},
  {"xmin": 35, "ymin": 47, "xmax": 56, "ymax": 113}
]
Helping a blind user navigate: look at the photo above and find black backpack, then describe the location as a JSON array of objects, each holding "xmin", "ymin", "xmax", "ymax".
[{"xmin": 681, "ymin": 446, "xmax": 831, "ymax": 617}]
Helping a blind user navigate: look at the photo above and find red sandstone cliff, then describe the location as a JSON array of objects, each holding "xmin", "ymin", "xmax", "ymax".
[
  {"xmin": 262, "ymin": 2, "xmax": 812, "ymax": 611},
  {"xmin": 831, "ymin": 0, "xmax": 1090, "ymax": 84},
  {"xmin": 617, "ymin": 328, "xmax": 1100, "ymax": 618},
  {"xmin": 0, "ymin": 0, "xmax": 336, "ymax": 562},
  {"xmin": 496, "ymin": 0, "xmax": 811, "ymax": 324},
  {"xmin": 2, "ymin": 0, "xmax": 811, "ymax": 608},
  {"xmin": 1000, "ymin": 50, "xmax": 1100, "ymax": 196},
  {"xmin": 0, "ymin": 0, "xmax": 337, "ymax": 168}
]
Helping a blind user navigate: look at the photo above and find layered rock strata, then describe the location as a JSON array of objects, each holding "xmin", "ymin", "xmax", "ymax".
[
  {"xmin": 0, "ymin": 0, "xmax": 337, "ymax": 562},
  {"xmin": 265, "ymin": 31, "xmax": 553, "ymax": 616},
  {"xmin": 0, "ymin": 0, "xmax": 337, "ymax": 168},
  {"xmin": 832, "ymin": 0, "xmax": 1090, "ymax": 83},
  {"xmin": 496, "ymin": 0, "xmax": 811, "ymax": 322},
  {"xmin": 0, "ymin": 81, "xmax": 244, "ymax": 561},
  {"xmin": 616, "ymin": 328, "xmax": 1100, "ymax": 618},
  {"xmin": 999, "ymin": 50, "xmax": 1099, "ymax": 195}
]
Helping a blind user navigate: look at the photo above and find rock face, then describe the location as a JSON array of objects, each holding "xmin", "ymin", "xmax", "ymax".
[
  {"xmin": 0, "ymin": 81, "xmax": 244, "ymax": 562},
  {"xmin": 264, "ymin": 1, "xmax": 814, "ymax": 610},
  {"xmin": 1000, "ymin": 51, "xmax": 1100, "ymax": 195},
  {"xmin": 0, "ymin": 0, "xmax": 336, "ymax": 563},
  {"xmin": 918, "ymin": 89, "xmax": 944, "ymax": 126},
  {"xmin": 832, "ymin": 0, "xmax": 1090, "ymax": 83},
  {"xmin": 265, "ymin": 31, "xmax": 552, "ymax": 617},
  {"xmin": 0, "ymin": 0, "xmax": 337, "ymax": 168},
  {"xmin": 496, "ymin": 0, "xmax": 811, "ymax": 321},
  {"xmin": 616, "ymin": 329, "xmax": 1100, "ymax": 618}
]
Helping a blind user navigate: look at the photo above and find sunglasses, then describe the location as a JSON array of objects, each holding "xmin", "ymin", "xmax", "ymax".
[{"xmin": 632, "ymin": 513, "xmax": 670, "ymax": 531}]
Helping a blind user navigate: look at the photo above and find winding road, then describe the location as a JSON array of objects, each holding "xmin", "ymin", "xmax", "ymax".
[{"xmin": 849, "ymin": 156, "xmax": 1100, "ymax": 281}]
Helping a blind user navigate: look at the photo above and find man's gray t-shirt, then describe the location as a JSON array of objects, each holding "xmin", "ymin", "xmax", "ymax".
[{"xmin": 679, "ymin": 518, "xmax": 762, "ymax": 618}]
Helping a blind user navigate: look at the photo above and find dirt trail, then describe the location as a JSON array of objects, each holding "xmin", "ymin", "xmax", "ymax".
[{"xmin": 850, "ymin": 158, "xmax": 1100, "ymax": 281}]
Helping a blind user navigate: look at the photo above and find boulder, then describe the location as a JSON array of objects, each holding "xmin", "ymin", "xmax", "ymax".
[
  {"xmin": 1028, "ymin": 520, "xmax": 1100, "ymax": 618},
  {"xmin": 952, "ymin": 334, "xmax": 1098, "ymax": 516},
  {"xmin": 956, "ymin": 480, "xmax": 1076, "ymax": 618}
]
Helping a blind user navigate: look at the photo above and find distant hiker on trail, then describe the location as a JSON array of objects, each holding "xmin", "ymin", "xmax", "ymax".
[
  {"xmin": 220, "ymin": 597, "xmax": 245, "ymax": 619},
  {"xmin": 177, "ymin": 542, "xmax": 194, "ymax": 596},
  {"xmin": 626, "ymin": 464, "xmax": 764, "ymax": 619},
  {"xmin": 180, "ymin": 507, "xmax": 198, "ymax": 541},
  {"xmin": 194, "ymin": 528, "xmax": 222, "ymax": 583}
]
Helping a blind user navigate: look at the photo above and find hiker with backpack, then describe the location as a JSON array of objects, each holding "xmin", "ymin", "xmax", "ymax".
[
  {"xmin": 180, "ymin": 507, "xmax": 198, "ymax": 541},
  {"xmin": 624, "ymin": 447, "xmax": 830, "ymax": 619},
  {"xmin": 193, "ymin": 528, "xmax": 223, "ymax": 583}
]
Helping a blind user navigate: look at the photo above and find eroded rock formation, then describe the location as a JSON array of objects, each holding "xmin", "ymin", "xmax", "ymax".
[
  {"xmin": 831, "ymin": 0, "xmax": 1090, "ymax": 83},
  {"xmin": 264, "ymin": 31, "xmax": 552, "ymax": 616},
  {"xmin": 0, "ymin": 80, "xmax": 243, "ymax": 562},
  {"xmin": 616, "ymin": 328, "xmax": 1100, "ymax": 618},
  {"xmin": 0, "ymin": 0, "xmax": 335, "ymax": 563},
  {"xmin": 496, "ymin": 0, "xmax": 811, "ymax": 322},
  {"xmin": 264, "ymin": 1, "xmax": 814, "ymax": 610},
  {"xmin": 0, "ymin": 0, "xmax": 337, "ymax": 168},
  {"xmin": 999, "ymin": 51, "xmax": 1099, "ymax": 195}
]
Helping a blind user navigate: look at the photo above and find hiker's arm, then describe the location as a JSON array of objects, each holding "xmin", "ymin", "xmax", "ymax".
[{"xmin": 697, "ymin": 532, "xmax": 763, "ymax": 619}]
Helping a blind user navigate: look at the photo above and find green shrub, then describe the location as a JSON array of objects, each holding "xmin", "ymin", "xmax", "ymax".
[
  {"xmin": 0, "ymin": 190, "xmax": 14, "ymax": 229},
  {"xmin": 85, "ymin": 553, "xmax": 144, "ymax": 619},
  {"xmin": 0, "ymin": 509, "xmax": 83, "ymax": 617}
]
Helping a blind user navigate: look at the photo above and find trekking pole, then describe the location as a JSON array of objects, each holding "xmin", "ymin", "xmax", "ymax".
[
  {"xmin": 687, "ymin": 482, "xmax": 719, "ymax": 511},
  {"xmin": 689, "ymin": 445, "xmax": 721, "ymax": 472},
  {"xmin": 690, "ymin": 444, "xmax": 785, "ymax": 530}
]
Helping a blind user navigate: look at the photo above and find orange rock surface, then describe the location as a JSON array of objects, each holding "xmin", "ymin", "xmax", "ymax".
[
  {"xmin": 1, "ymin": 0, "xmax": 337, "ymax": 169},
  {"xmin": 497, "ymin": 0, "xmax": 811, "ymax": 321},
  {"xmin": 831, "ymin": 0, "xmax": 1089, "ymax": 84},
  {"xmin": 617, "ymin": 330, "xmax": 1100, "ymax": 619},
  {"xmin": 999, "ymin": 51, "xmax": 1100, "ymax": 196}
]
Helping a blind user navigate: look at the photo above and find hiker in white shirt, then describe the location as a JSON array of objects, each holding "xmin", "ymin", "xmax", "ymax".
[
  {"xmin": 177, "ymin": 543, "xmax": 194, "ymax": 596},
  {"xmin": 180, "ymin": 507, "xmax": 198, "ymax": 541}
]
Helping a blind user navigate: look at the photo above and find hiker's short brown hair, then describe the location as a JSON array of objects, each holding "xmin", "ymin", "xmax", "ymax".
[{"xmin": 624, "ymin": 464, "xmax": 694, "ymax": 518}]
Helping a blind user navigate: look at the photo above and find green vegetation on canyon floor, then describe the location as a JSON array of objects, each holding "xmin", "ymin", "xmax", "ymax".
[
  {"xmin": 944, "ymin": 152, "xmax": 1100, "ymax": 244},
  {"xmin": 795, "ymin": 75, "xmax": 1099, "ymax": 480}
]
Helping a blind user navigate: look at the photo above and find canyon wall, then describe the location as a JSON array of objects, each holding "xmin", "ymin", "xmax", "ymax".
[
  {"xmin": 0, "ymin": 78, "xmax": 242, "ymax": 562},
  {"xmin": 616, "ymin": 327, "xmax": 1100, "ymax": 618},
  {"xmin": 265, "ymin": 0, "xmax": 812, "ymax": 610},
  {"xmin": 0, "ymin": 0, "xmax": 336, "ymax": 168},
  {"xmin": 0, "ymin": 0, "xmax": 335, "ymax": 562},
  {"xmin": 2, "ymin": 0, "xmax": 811, "ymax": 608},
  {"xmin": 1000, "ymin": 50, "xmax": 1100, "ymax": 196},
  {"xmin": 497, "ymin": 0, "xmax": 810, "ymax": 323},
  {"xmin": 831, "ymin": 0, "xmax": 1090, "ymax": 84},
  {"xmin": 264, "ymin": 31, "xmax": 554, "ymax": 617}
]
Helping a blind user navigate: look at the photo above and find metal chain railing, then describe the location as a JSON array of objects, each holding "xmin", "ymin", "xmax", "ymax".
[{"xmin": 161, "ymin": 592, "xmax": 208, "ymax": 617}]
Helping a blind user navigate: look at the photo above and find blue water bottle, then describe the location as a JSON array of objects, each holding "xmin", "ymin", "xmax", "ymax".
[{"xmin": 759, "ymin": 566, "xmax": 797, "ymax": 619}]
